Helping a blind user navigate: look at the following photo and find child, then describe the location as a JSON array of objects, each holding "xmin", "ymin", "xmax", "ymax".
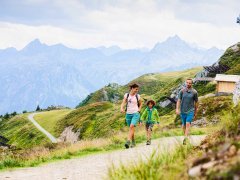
[{"xmin": 140, "ymin": 100, "xmax": 160, "ymax": 145}]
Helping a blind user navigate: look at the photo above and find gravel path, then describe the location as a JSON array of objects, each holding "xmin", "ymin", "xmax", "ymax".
[
  {"xmin": 28, "ymin": 113, "xmax": 58, "ymax": 143},
  {"xmin": 0, "ymin": 135, "xmax": 205, "ymax": 180}
]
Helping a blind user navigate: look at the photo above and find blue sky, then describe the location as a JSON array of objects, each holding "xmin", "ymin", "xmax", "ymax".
[{"xmin": 0, "ymin": 0, "xmax": 239, "ymax": 50}]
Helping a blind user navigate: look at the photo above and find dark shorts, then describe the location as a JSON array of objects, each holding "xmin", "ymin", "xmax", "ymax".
[{"xmin": 145, "ymin": 122, "xmax": 154, "ymax": 131}]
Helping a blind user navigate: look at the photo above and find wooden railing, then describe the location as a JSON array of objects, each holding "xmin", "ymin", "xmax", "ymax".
[{"xmin": 194, "ymin": 77, "xmax": 215, "ymax": 82}]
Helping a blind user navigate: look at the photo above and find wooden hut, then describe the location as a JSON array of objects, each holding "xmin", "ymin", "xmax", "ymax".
[{"xmin": 215, "ymin": 74, "xmax": 240, "ymax": 93}]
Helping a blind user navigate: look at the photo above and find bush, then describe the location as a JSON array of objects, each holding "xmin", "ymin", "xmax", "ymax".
[{"xmin": 3, "ymin": 113, "xmax": 10, "ymax": 119}]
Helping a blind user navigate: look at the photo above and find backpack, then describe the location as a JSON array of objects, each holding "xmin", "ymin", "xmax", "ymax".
[{"xmin": 125, "ymin": 93, "xmax": 140, "ymax": 111}]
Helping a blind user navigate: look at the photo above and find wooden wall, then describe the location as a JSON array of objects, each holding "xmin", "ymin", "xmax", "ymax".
[{"xmin": 216, "ymin": 81, "xmax": 236, "ymax": 93}]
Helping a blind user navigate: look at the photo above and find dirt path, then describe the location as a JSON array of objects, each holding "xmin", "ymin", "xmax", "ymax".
[
  {"xmin": 0, "ymin": 135, "xmax": 205, "ymax": 180},
  {"xmin": 28, "ymin": 113, "xmax": 58, "ymax": 143}
]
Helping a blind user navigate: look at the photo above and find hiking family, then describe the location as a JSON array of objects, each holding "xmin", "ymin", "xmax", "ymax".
[{"xmin": 120, "ymin": 78, "xmax": 198, "ymax": 148}]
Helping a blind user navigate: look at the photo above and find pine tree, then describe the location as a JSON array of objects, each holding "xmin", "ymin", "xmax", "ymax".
[
  {"xmin": 3, "ymin": 113, "xmax": 10, "ymax": 119},
  {"xmin": 36, "ymin": 105, "xmax": 41, "ymax": 111}
]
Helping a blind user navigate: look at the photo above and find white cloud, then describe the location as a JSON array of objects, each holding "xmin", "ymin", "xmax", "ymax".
[{"xmin": 0, "ymin": 0, "xmax": 239, "ymax": 50}]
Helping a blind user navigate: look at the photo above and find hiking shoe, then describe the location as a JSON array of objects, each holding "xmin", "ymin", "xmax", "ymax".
[
  {"xmin": 146, "ymin": 140, "xmax": 151, "ymax": 145},
  {"xmin": 130, "ymin": 140, "xmax": 136, "ymax": 148},
  {"xmin": 125, "ymin": 140, "xmax": 130, "ymax": 149}
]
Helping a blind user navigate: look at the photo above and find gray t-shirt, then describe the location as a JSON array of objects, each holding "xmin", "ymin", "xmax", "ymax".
[{"xmin": 178, "ymin": 88, "xmax": 198, "ymax": 113}]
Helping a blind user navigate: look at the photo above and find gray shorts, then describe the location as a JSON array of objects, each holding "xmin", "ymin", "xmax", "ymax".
[{"xmin": 145, "ymin": 122, "xmax": 154, "ymax": 131}]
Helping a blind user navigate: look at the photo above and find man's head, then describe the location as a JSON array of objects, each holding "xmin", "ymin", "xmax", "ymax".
[
  {"xmin": 129, "ymin": 83, "xmax": 139, "ymax": 94},
  {"xmin": 186, "ymin": 78, "xmax": 193, "ymax": 89}
]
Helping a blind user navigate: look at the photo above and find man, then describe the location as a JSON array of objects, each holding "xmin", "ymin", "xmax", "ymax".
[
  {"xmin": 121, "ymin": 83, "xmax": 142, "ymax": 148},
  {"xmin": 176, "ymin": 78, "xmax": 198, "ymax": 144}
]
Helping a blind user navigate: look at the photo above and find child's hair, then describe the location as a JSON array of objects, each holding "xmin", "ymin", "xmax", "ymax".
[
  {"xmin": 129, "ymin": 83, "xmax": 139, "ymax": 89},
  {"xmin": 147, "ymin": 100, "xmax": 156, "ymax": 106}
]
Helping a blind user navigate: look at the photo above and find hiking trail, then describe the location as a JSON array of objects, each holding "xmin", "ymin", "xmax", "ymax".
[
  {"xmin": 28, "ymin": 113, "xmax": 58, "ymax": 143},
  {"xmin": 0, "ymin": 135, "xmax": 205, "ymax": 180}
]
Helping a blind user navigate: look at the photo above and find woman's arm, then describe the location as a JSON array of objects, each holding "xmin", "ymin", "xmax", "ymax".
[
  {"xmin": 121, "ymin": 96, "xmax": 127, "ymax": 113},
  {"xmin": 138, "ymin": 98, "xmax": 143, "ymax": 112}
]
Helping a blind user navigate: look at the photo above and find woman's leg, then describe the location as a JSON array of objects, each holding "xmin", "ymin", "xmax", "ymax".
[{"xmin": 128, "ymin": 124, "xmax": 135, "ymax": 141}]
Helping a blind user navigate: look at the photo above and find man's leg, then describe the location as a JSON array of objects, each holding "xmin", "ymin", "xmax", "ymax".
[
  {"xmin": 185, "ymin": 111, "xmax": 194, "ymax": 137},
  {"xmin": 185, "ymin": 123, "xmax": 191, "ymax": 136},
  {"xmin": 182, "ymin": 125, "xmax": 186, "ymax": 135},
  {"xmin": 181, "ymin": 113, "xmax": 189, "ymax": 145},
  {"xmin": 180, "ymin": 113, "xmax": 187, "ymax": 135}
]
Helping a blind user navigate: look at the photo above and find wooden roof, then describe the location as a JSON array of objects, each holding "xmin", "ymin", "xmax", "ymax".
[{"xmin": 215, "ymin": 74, "xmax": 240, "ymax": 83}]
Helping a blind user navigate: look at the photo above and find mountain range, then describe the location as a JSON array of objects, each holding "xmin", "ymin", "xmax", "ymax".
[{"xmin": 0, "ymin": 35, "xmax": 224, "ymax": 114}]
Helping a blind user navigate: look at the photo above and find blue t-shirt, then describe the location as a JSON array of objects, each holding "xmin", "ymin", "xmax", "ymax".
[{"xmin": 178, "ymin": 88, "xmax": 198, "ymax": 113}]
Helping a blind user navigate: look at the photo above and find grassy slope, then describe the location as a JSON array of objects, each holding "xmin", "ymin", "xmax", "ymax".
[
  {"xmin": 34, "ymin": 109, "xmax": 72, "ymax": 137},
  {"xmin": 57, "ymin": 68, "xmax": 204, "ymax": 139},
  {"xmin": 0, "ymin": 67, "xmax": 204, "ymax": 150},
  {"xmin": 219, "ymin": 42, "xmax": 240, "ymax": 75},
  {"xmin": 0, "ymin": 114, "xmax": 50, "ymax": 149},
  {"xmin": 77, "ymin": 67, "xmax": 202, "ymax": 107},
  {"xmin": 55, "ymin": 102, "xmax": 125, "ymax": 139}
]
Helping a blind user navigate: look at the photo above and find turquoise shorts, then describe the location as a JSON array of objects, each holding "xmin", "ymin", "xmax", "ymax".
[
  {"xmin": 125, "ymin": 113, "xmax": 140, "ymax": 127},
  {"xmin": 180, "ymin": 111, "xmax": 194, "ymax": 126}
]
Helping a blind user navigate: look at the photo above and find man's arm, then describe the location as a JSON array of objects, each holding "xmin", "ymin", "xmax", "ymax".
[
  {"xmin": 176, "ymin": 99, "xmax": 181, "ymax": 115},
  {"xmin": 194, "ymin": 102, "xmax": 199, "ymax": 115},
  {"xmin": 176, "ymin": 90, "xmax": 182, "ymax": 115},
  {"xmin": 194, "ymin": 93, "xmax": 199, "ymax": 120}
]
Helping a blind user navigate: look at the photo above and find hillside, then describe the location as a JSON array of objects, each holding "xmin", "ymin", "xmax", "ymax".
[
  {"xmin": 0, "ymin": 114, "xmax": 50, "ymax": 148},
  {"xmin": 77, "ymin": 67, "xmax": 202, "ymax": 107},
  {"xmin": 59, "ymin": 67, "xmax": 217, "ymax": 140},
  {"xmin": 219, "ymin": 42, "xmax": 240, "ymax": 74},
  {"xmin": 55, "ymin": 102, "xmax": 124, "ymax": 139},
  {"xmin": 34, "ymin": 109, "xmax": 73, "ymax": 137}
]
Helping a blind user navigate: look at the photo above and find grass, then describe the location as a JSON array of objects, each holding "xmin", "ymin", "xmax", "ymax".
[
  {"xmin": 108, "ymin": 144, "xmax": 194, "ymax": 180},
  {"xmin": 0, "ymin": 114, "xmax": 50, "ymax": 149},
  {"xmin": 0, "ymin": 115, "xmax": 210, "ymax": 171},
  {"xmin": 55, "ymin": 102, "xmax": 126, "ymax": 139},
  {"xmin": 107, "ymin": 95, "xmax": 234, "ymax": 179},
  {"xmin": 0, "ymin": 139, "xmax": 112, "ymax": 170},
  {"xmin": 34, "ymin": 109, "xmax": 73, "ymax": 137},
  {"xmin": 219, "ymin": 43, "xmax": 240, "ymax": 74},
  {"xmin": 196, "ymin": 96, "xmax": 233, "ymax": 120}
]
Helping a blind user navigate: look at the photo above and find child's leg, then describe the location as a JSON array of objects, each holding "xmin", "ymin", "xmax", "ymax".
[
  {"xmin": 145, "ymin": 127, "xmax": 148, "ymax": 139},
  {"xmin": 147, "ymin": 128, "xmax": 151, "ymax": 140}
]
